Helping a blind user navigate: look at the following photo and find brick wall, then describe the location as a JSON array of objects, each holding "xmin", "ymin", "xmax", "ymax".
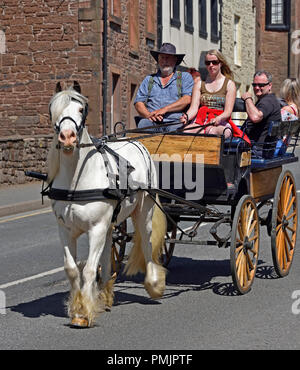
[
  {"xmin": 0, "ymin": 135, "xmax": 52, "ymax": 184},
  {"xmin": 255, "ymin": 0, "xmax": 297, "ymax": 94},
  {"xmin": 0, "ymin": 0, "xmax": 102, "ymax": 137},
  {"xmin": 106, "ymin": 0, "xmax": 157, "ymax": 130},
  {"xmin": 0, "ymin": 0, "xmax": 156, "ymax": 185}
]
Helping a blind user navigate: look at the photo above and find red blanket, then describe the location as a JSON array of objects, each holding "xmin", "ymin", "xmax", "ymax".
[{"xmin": 195, "ymin": 106, "xmax": 251, "ymax": 145}]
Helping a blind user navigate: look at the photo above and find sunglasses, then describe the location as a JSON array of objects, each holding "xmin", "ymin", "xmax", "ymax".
[
  {"xmin": 252, "ymin": 82, "xmax": 270, "ymax": 88},
  {"xmin": 205, "ymin": 60, "xmax": 220, "ymax": 66}
]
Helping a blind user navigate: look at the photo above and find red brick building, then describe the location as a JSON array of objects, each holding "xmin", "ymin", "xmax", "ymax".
[
  {"xmin": 255, "ymin": 0, "xmax": 300, "ymax": 94},
  {"xmin": 0, "ymin": 0, "xmax": 157, "ymax": 184}
]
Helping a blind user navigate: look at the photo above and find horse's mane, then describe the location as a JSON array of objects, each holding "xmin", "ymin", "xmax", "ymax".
[
  {"xmin": 49, "ymin": 88, "xmax": 88, "ymax": 124},
  {"xmin": 47, "ymin": 87, "xmax": 89, "ymax": 183}
]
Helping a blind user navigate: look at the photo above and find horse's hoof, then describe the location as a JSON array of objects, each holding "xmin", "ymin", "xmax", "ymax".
[{"xmin": 70, "ymin": 317, "xmax": 89, "ymax": 328}]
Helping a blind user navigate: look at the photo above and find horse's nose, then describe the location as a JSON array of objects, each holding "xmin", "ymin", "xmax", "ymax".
[{"xmin": 58, "ymin": 129, "xmax": 77, "ymax": 147}]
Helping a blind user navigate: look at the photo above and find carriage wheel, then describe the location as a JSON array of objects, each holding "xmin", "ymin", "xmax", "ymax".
[
  {"xmin": 271, "ymin": 170, "xmax": 297, "ymax": 277},
  {"xmin": 161, "ymin": 224, "xmax": 177, "ymax": 267},
  {"xmin": 111, "ymin": 220, "xmax": 129, "ymax": 274},
  {"xmin": 230, "ymin": 195, "xmax": 260, "ymax": 294}
]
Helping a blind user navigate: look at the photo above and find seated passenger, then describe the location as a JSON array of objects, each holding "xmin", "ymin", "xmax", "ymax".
[
  {"xmin": 280, "ymin": 78, "xmax": 300, "ymax": 121},
  {"xmin": 187, "ymin": 67, "xmax": 201, "ymax": 82},
  {"xmin": 180, "ymin": 50, "xmax": 249, "ymax": 142},
  {"xmin": 275, "ymin": 78, "xmax": 300, "ymax": 155},
  {"xmin": 134, "ymin": 43, "xmax": 194, "ymax": 133},
  {"xmin": 241, "ymin": 70, "xmax": 281, "ymax": 158}
]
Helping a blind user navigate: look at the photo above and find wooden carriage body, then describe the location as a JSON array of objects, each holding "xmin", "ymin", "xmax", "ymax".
[{"xmin": 127, "ymin": 117, "xmax": 300, "ymax": 294}]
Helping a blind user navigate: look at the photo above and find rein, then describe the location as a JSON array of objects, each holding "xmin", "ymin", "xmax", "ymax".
[{"xmin": 103, "ymin": 120, "xmax": 213, "ymax": 143}]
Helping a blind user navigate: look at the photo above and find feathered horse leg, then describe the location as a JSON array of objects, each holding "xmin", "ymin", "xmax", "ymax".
[
  {"xmin": 125, "ymin": 192, "xmax": 167, "ymax": 299},
  {"xmin": 73, "ymin": 224, "xmax": 108, "ymax": 328},
  {"xmin": 58, "ymin": 226, "xmax": 82, "ymax": 325},
  {"xmin": 98, "ymin": 226, "xmax": 116, "ymax": 310}
]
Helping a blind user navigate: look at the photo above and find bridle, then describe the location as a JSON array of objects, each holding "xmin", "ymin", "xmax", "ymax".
[{"xmin": 50, "ymin": 97, "xmax": 89, "ymax": 136}]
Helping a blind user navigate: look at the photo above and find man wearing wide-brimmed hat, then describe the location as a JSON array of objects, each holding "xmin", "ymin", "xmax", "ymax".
[{"xmin": 134, "ymin": 43, "xmax": 194, "ymax": 132}]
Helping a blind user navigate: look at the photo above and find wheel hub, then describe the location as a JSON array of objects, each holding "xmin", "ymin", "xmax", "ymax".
[
  {"xmin": 243, "ymin": 236, "xmax": 253, "ymax": 252},
  {"xmin": 281, "ymin": 215, "xmax": 289, "ymax": 230}
]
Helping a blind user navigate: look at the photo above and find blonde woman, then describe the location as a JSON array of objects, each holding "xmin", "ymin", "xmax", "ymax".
[
  {"xmin": 280, "ymin": 78, "xmax": 300, "ymax": 120},
  {"xmin": 180, "ymin": 50, "xmax": 248, "ymax": 141}
]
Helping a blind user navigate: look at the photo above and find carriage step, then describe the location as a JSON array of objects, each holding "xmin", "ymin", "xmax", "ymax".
[{"xmin": 166, "ymin": 239, "xmax": 230, "ymax": 247}]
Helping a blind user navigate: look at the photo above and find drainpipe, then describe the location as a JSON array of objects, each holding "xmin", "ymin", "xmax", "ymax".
[
  {"xmin": 157, "ymin": 0, "xmax": 162, "ymax": 48},
  {"xmin": 219, "ymin": 0, "xmax": 223, "ymax": 52},
  {"xmin": 102, "ymin": 0, "xmax": 108, "ymax": 136},
  {"xmin": 287, "ymin": 1, "xmax": 291, "ymax": 77}
]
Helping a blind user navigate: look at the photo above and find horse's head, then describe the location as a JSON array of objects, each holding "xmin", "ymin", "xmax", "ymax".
[{"xmin": 49, "ymin": 81, "xmax": 89, "ymax": 155}]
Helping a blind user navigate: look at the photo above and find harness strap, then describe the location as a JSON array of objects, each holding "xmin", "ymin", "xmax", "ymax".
[{"xmin": 42, "ymin": 187, "xmax": 137, "ymax": 202}]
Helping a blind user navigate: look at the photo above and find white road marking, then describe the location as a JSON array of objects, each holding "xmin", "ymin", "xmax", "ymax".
[
  {"xmin": 0, "ymin": 267, "xmax": 64, "ymax": 290},
  {"xmin": 0, "ymin": 208, "xmax": 51, "ymax": 224}
]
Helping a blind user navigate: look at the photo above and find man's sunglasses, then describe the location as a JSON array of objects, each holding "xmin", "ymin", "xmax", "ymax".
[
  {"xmin": 205, "ymin": 60, "xmax": 220, "ymax": 66},
  {"xmin": 252, "ymin": 82, "xmax": 270, "ymax": 88}
]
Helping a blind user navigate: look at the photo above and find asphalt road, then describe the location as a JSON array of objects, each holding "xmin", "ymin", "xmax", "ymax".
[{"xmin": 1, "ymin": 161, "xmax": 300, "ymax": 352}]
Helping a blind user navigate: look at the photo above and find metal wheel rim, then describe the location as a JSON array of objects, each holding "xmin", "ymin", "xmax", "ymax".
[
  {"xmin": 271, "ymin": 170, "xmax": 297, "ymax": 277},
  {"xmin": 230, "ymin": 195, "xmax": 260, "ymax": 294},
  {"xmin": 161, "ymin": 225, "xmax": 177, "ymax": 267},
  {"xmin": 111, "ymin": 220, "xmax": 128, "ymax": 274}
]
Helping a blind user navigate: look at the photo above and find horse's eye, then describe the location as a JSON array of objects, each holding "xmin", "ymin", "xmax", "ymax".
[{"xmin": 79, "ymin": 108, "xmax": 83, "ymax": 113}]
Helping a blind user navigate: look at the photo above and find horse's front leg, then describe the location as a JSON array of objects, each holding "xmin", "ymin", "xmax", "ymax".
[
  {"xmin": 58, "ymin": 225, "xmax": 81, "ymax": 321},
  {"xmin": 77, "ymin": 222, "xmax": 111, "ymax": 327}
]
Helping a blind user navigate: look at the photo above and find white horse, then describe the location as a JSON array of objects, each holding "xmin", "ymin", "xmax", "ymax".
[{"xmin": 46, "ymin": 81, "xmax": 167, "ymax": 328}]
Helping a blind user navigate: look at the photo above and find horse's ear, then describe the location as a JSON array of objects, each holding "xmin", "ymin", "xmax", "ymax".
[
  {"xmin": 55, "ymin": 82, "xmax": 62, "ymax": 93},
  {"xmin": 73, "ymin": 81, "xmax": 81, "ymax": 94}
]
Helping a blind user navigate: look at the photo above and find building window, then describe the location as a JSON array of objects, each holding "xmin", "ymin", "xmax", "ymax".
[
  {"xmin": 265, "ymin": 0, "xmax": 290, "ymax": 31},
  {"xmin": 129, "ymin": 83, "xmax": 138, "ymax": 129},
  {"xmin": 129, "ymin": 0, "xmax": 139, "ymax": 53},
  {"xmin": 110, "ymin": 0, "xmax": 121, "ymax": 18},
  {"xmin": 146, "ymin": 0, "xmax": 155, "ymax": 37},
  {"xmin": 184, "ymin": 0, "xmax": 194, "ymax": 33},
  {"xmin": 170, "ymin": 0, "xmax": 181, "ymax": 29},
  {"xmin": 111, "ymin": 73, "xmax": 121, "ymax": 133},
  {"xmin": 199, "ymin": 0, "xmax": 207, "ymax": 39},
  {"xmin": 234, "ymin": 15, "xmax": 241, "ymax": 66},
  {"xmin": 210, "ymin": 0, "xmax": 219, "ymax": 43}
]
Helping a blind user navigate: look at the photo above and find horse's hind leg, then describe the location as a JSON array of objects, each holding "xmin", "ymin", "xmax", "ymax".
[
  {"xmin": 98, "ymin": 226, "xmax": 116, "ymax": 310},
  {"xmin": 130, "ymin": 193, "xmax": 166, "ymax": 299}
]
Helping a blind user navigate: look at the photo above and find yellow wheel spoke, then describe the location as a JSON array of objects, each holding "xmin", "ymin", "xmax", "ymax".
[
  {"xmin": 248, "ymin": 232, "xmax": 258, "ymax": 243},
  {"xmin": 246, "ymin": 252, "xmax": 254, "ymax": 271},
  {"xmin": 284, "ymin": 229, "xmax": 294, "ymax": 250},
  {"xmin": 248, "ymin": 219, "xmax": 257, "ymax": 237},
  {"xmin": 284, "ymin": 195, "xmax": 296, "ymax": 217},
  {"xmin": 285, "ymin": 210, "xmax": 297, "ymax": 221}
]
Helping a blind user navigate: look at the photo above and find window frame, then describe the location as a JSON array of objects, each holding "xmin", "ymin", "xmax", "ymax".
[
  {"xmin": 199, "ymin": 0, "xmax": 207, "ymax": 39},
  {"xmin": 210, "ymin": 0, "xmax": 219, "ymax": 43},
  {"xmin": 265, "ymin": 0, "xmax": 291, "ymax": 32},
  {"xmin": 170, "ymin": 0, "xmax": 181, "ymax": 29},
  {"xmin": 184, "ymin": 0, "xmax": 194, "ymax": 34}
]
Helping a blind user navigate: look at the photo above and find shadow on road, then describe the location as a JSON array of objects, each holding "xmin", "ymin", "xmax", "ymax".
[
  {"xmin": 9, "ymin": 292, "xmax": 67, "ymax": 319},
  {"xmin": 7, "ymin": 259, "xmax": 279, "ymax": 320}
]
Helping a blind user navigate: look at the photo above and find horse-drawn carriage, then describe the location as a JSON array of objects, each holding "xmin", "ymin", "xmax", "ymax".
[
  {"xmin": 112, "ymin": 99, "xmax": 300, "ymax": 295},
  {"xmin": 26, "ymin": 84, "xmax": 300, "ymax": 326}
]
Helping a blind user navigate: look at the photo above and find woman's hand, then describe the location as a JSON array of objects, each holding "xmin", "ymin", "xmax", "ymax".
[
  {"xmin": 180, "ymin": 112, "xmax": 189, "ymax": 124},
  {"xmin": 208, "ymin": 116, "xmax": 221, "ymax": 126}
]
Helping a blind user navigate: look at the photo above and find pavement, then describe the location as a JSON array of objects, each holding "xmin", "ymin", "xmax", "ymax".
[{"xmin": 0, "ymin": 181, "xmax": 51, "ymax": 218}]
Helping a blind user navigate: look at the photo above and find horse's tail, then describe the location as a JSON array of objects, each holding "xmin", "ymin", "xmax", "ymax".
[
  {"xmin": 151, "ymin": 195, "xmax": 167, "ymax": 265},
  {"xmin": 124, "ymin": 194, "xmax": 166, "ymax": 276}
]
